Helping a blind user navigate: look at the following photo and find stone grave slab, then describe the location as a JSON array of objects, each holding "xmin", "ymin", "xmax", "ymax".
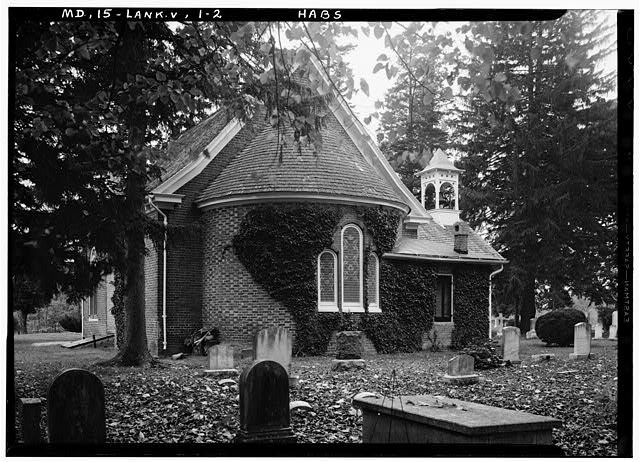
[
  {"xmin": 443, "ymin": 354, "xmax": 479, "ymax": 385},
  {"xmin": 336, "ymin": 331, "xmax": 364, "ymax": 359},
  {"xmin": 235, "ymin": 360, "xmax": 295, "ymax": 443},
  {"xmin": 352, "ymin": 393, "xmax": 561, "ymax": 446},
  {"xmin": 47, "ymin": 368, "xmax": 105, "ymax": 443},
  {"xmin": 609, "ymin": 311, "xmax": 618, "ymax": 339},
  {"xmin": 569, "ymin": 322, "xmax": 591, "ymax": 360},
  {"xmin": 20, "ymin": 398, "xmax": 41, "ymax": 444},
  {"xmin": 594, "ymin": 323, "xmax": 603, "ymax": 339},
  {"xmin": 502, "ymin": 327, "xmax": 521, "ymax": 364}
]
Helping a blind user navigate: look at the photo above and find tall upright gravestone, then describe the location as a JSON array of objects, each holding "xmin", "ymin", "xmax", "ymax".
[
  {"xmin": 569, "ymin": 322, "xmax": 591, "ymax": 360},
  {"xmin": 235, "ymin": 360, "xmax": 296, "ymax": 443},
  {"xmin": 502, "ymin": 326, "xmax": 521, "ymax": 364},
  {"xmin": 609, "ymin": 311, "xmax": 618, "ymax": 339},
  {"xmin": 254, "ymin": 327, "xmax": 298, "ymax": 386},
  {"xmin": 47, "ymin": 369, "xmax": 105, "ymax": 443}
]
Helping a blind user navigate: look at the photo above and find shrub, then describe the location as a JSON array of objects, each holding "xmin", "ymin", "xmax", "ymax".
[
  {"xmin": 460, "ymin": 340, "xmax": 504, "ymax": 369},
  {"xmin": 535, "ymin": 308, "xmax": 586, "ymax": 346},
  {"xmin": 58, "ymin": 312, "xmax": 82, "ymax": 332}
]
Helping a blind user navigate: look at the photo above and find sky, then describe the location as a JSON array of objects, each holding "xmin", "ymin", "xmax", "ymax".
[{"xmin": 338, "ymin": 14, "xmax": 618, "ymax": 139}]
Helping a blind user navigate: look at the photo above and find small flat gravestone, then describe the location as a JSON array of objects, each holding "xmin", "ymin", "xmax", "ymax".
[
  {"xmin": 502, "ymin": 327, "xmax": 521, "ymax": 364},
  {"xmin": 569, "ymin": 322, "xmax": 591, "ymax": 360},
  {"xmin": 204, "ymin": 344, "xmax": 238, "ymax": 377},
  {"xmin": 331, "ymin": 331, "xmax": 365, "ymax": 372},
  {"xmin": 47, "ymin": 368, "xmax": 105, "ymax": 443},
  {"xmin": 234, "ymin": 360, "xmax": 295, "ymax": 443},
  {"xmin": 443, "ymin": 354, "xmax": 479, "ymax": 385},
  {"xmin": 254, "ymin": 327, "xmax": 299, "ymax": 387}
]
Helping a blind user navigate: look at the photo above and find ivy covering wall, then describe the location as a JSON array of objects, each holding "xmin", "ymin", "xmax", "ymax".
[
  {"xmin": 232, "ymin": 202, "xmax": 493, "ymax": 354},
  {"xmin": 450, "ymin": 265, "xmax": 491, "ymax": 349}
]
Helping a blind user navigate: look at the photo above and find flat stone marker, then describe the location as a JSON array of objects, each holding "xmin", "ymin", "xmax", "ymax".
[
  {"xmin": 532, "ymin": 354, "xmax": 556, "ymax": 362},
  {"xmin": 204, "ymin": 344, "xmax": 238, "ymax": 377},
  {"xmin": 443, "ymin": 354, "xmax": 479, "ymax": 385},
  {"xmin": 235, "ymin": 360, "xmax": 295, "ymax": 443},
  {"xmin": 609, "ymin": 311, "xmax": 618, "ymax": 339},
  {"xmin": 353, "ymin": 393, "xmax": 561, "ymax": 446},
  {"xmin": 502, "ymin": 327, "xmax": 521, "ymax": 364},
  {"xmin": 47, "ymin": 368, "xmax": 105, "ymax": 443},
  {"xmin": 569, "ymin": 322, "xmax": 591, "ymax": 360},
  {"xmin": 254, "ymin": 327, "xmax": 298, "ymax": 387},
  {"xmin": 594, "ymin": 323, "xmax": 603, "ymax": 339}
]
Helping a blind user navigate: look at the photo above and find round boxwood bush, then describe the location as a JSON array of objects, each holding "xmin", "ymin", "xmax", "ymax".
[{"xmin": 535, "ymin": 308, "xmax": 586, "ymax": 346}]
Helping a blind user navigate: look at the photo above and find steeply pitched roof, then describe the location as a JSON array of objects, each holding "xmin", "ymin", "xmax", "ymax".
[
  {"xmin": 392, "ymin": 220, "xmax": 505, "ymax": 262},
  {"xmin": 195, "ymin": 110, "xmax": 407, "ymax": 208},
  {"xmin": 151, "ymin": 110, "xmax": 230, "ymax": 189}
]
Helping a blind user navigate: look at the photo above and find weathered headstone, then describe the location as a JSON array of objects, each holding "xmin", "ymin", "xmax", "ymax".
[
  {"xmin": 502, "ymin": 327, "xmax": 521, "ymax": 364},
  {"xmin": 569, "ymin": 322, "xmax": 591, "ymax": 360},
  {"xmin": 20, "ymin": 398, "xmax": 41, "ymax": 444},
  {"xmin": 235, "ymin": 360, "xmax": 295, "ymax": 443},
  {"xmin": 204, "ymin": 344, "xmax": 237, "ymax": 376},
  {"xmin": 331, "ymin": 331, "xmax": 366, "ymax": 372},
  {"xmin": 254, "ymin": 327, "xmax": 298, "ymax": 386},
  {"xmin": 594, "ymin": 322, "xmax": 603, "ymax": 339},
  {"xmin": 609, "ymin": 311, "xmax": 618, "ymax": 339},
  {"xmin": 443, "ymin": 354, "xmax": 479, "ymax": 385},
  {"xmin": 526, "ymin": 318, "xmax": 538, "ymax": 339},
  {"xmin": 47, "ymin": 368, "xmax": 105, "ymax": 443}
]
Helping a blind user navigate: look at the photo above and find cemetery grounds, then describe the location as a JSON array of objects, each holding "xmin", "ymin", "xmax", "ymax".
[{"xmin": 13, "ymin": 332, "xmax": 617, "ymax": 456}]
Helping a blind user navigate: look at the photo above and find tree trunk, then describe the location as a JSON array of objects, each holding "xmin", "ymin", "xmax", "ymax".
[{"xmin": 519, "ymin": 273, "xmax": 536, "ymax": 333}]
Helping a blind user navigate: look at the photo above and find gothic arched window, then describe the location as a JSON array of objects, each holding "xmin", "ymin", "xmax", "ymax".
[
  {"xmin": 341, "ymin": 224, "xmax": 363, "ymax": 312},
  {"xmin": 317, "ymin": 250, "xmax": 338, "ymax": 311}
]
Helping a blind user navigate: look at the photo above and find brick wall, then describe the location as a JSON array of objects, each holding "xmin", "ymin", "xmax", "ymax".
[
  {"xmin": 150, "ymin": 115, "xmax": 262, "ymax": 355},
  {"xmin": 201, "ymin": 205, "xmax": 296, "ymax": 348}
]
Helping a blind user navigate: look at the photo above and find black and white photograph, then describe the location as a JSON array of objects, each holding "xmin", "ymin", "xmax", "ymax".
[{"xmin": 6, "ymin": 4, "xmax": 633, "ymax": 457}]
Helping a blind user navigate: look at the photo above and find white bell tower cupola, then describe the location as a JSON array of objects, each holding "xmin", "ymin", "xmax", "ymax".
[{"xmin": 417, "ymin": 148, "xmax": 463, "ymax": 226}]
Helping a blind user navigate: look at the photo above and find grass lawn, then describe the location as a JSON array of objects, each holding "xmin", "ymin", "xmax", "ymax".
[{"xmin": 12, "ymin": 334, "xmax": 617, "ymax": 456}]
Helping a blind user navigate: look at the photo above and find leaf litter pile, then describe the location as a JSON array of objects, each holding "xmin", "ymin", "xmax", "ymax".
[{"xmin": 14, "ymin": 340, "xmax": 617, "ymax": 456}]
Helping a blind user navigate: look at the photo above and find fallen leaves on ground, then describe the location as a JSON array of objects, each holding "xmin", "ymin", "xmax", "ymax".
[{"xmin": 13, "ymin": 338, "xmax": 617, "ymax": 456}]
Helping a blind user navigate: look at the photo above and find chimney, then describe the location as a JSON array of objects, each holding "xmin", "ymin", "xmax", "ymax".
[{"xmin": 453, "ymin": 223, "xmax": 468, "ymax": 254}]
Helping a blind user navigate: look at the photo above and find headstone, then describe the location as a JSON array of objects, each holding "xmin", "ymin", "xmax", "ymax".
[
  {"xmin": 609, "ymin": 311, "xmax": 618, "ymax": 339},
  {"xmin": 569, "ymin": 322, "xmax": 591, "ymax": 360},
  {"xmin": 20, "ymin": 398, "xmax": 41, "ymax": 444},
  {"xmin": 47, "ymin": 369, "xmax": 105, "ymax": 443},
  {"xmin": 443, "ymin": 354, "xmax": 479, "ymax": 385},
  {"xmin": 594, "ymin": 322, "xmax": 603, "ymax": 339},
  {"xmin": 526, "ymin": 318, "xmax": 538, "ymax": 339},
  {"xmin": 336, "ymin": 331, "xmax": 363, "ymax": 359},
  {"xmin": 331, "ymin": 331, "xmax": 366, "ymax": 372},
  {"xmin": 254, "ymin": 327, "xmax": 298, "ymax": 386},
  {"xmin": 502, "ymin": 327, "xmax": 521, "ymax": 364},
  {"xmin": 204, "ymin": 344, "xmax": 238, "ymax": 376},
  {"xmin": 234, "ymin": 360, "xmax": 295, "ymax": 443}
]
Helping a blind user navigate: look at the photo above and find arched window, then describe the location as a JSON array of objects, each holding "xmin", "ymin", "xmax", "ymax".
[
  {"xmin": 341, "ymin": 224, "xmax": 363, "ymax": 312},
  {"xmin": 367, "ymin": 253, "xmax": 381, "ymax": 312},
  {"xmin": 317, "ymin": 250, "xmax": 338, "ymax": 311},
  {"xmin": 439, "ymin": 182, "xmax": 455, "ymax": 209},
  {"xmin": 424, "ymin": 183, "xmax": 436, "ymax": 210}
]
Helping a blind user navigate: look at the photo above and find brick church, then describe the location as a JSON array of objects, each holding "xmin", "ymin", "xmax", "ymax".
[{"xmin": 87, "ymin": 67, "xmax": 507, "ymax": 356}]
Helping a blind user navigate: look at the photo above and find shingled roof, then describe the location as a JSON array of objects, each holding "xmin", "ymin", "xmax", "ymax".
[
  {"xmin": 195, "ymin": 110, "xmax": 407, "ymax": 209},
  {"xmin": 392, "ymin": 221, "xmax": 505, "ymax": 262}
]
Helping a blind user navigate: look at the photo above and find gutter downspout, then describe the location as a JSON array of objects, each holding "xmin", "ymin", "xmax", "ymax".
[
  {"xmin": 148, "ymin": 197, "xmax": 168, "ymax": 351},
  {"xmin": 489, "ymin": 265, "xmax": 504, "ymax": 339}
]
